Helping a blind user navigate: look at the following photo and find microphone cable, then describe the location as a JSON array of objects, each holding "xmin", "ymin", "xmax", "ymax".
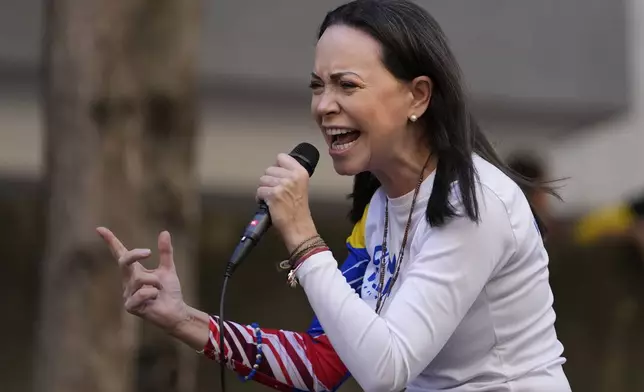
[
  {"xmin": 216, "ymin": 143, "xmax": 319, "ymax": 391},
  {"xmin": 218, "ymin": 272, "xmax": 230, "ymax": 392}
]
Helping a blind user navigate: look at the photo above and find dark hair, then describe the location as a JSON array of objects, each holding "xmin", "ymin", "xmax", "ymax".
[
  {"xmin": 318, "ymin": 0, "xmax": 556, "ymax": 234},
  {"xmin": 506, "ymin": 152, "xmax": 546, "ymax": 193},
  {"xmin": 507, "ymin": 152, "xmax": 546, "ymax": 181}
]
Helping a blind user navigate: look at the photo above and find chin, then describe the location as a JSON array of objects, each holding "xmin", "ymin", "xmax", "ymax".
[
  {"xmin": 331, "ymin": 158, "xmax": 367, "ymax": 176},
  {"xmin": 332, "ymin": 166, "xmax": 356, "ymax": 176}
]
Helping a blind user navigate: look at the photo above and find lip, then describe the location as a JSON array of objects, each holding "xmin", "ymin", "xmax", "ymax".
[
  {"xmin": 321, "ymin": 126, "xmax": 360, "ymax": 157},
  {"xmin": 321, "ymin": 126, "xmax": 357, "ymax": 145},
  {"xmin": 321, "ymin": 125, "xmax": 356, "ymax": 134},
  {"xmin": 328, "ymin": 139, "xmax": 358, "ymax": 157}
]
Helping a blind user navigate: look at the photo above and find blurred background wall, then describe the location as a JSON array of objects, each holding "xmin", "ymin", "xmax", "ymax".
[
  {"xmin": 1, "ymin": 0, "xmax": 643, "ymax": 391},
  {"xmin": 1, "ymin": 0, "xmax": 638, "ymax": 206}
]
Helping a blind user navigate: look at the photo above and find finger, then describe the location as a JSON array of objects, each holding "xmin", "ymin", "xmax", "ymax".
[
  {"xmin": 259, "ymin": 175, "xmax": 281, "ymax": 187},
  {"xmin": 265, "ymin": 166, "xmax": 292, "ymax": 178},
  {"xmin": 125, "ymin": 286, "xmax": 159, "ymax": 313},
  {"xmin": 129, "ymin": 271, "xmax": 162, "ymax": 293},
  {"xmin": 118, "ymin": 248, "xmax": 152, "ymax": 271},
  {"xmin": 96, "ymin": 227, "xmax": 128, "ymax": 259},
  {"xmin": 256, "ymin": 186, "xmax": 274, "ymax": 204},
  {"xmin": 158, "ymin": 231, "xmax": 175, "ymax": 270},
  {"xmin": 276, "ymin": 153, "xmax": 306, "ymax": 171}
]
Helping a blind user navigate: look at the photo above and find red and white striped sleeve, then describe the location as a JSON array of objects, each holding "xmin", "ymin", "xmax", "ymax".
[{"xmin": 203, "ymin": 316, "xmax": 348, "ymax": 392}]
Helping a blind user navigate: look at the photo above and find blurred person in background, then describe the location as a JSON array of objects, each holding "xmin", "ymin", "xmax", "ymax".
[
  {"xmin": 506, "ymin": 151, "xmax": 553, "ymax": 231},
  {"xmin": 574, "ymin": 190, "xmax": 644, "ymax": 256},
  {"xmin": 98, "ymin": 1, "xmax": 570, "ymax": 391},
  {"xmin": 634, "ymin": 216, "xmax": 644, "ymax": 256},
  {"xmin": 506, "ymin": 152, "xmax": 549, "ymax": 217},
  {"xmin": 504, "ymin": 150, "xmax": 644, "ymax": 257}
]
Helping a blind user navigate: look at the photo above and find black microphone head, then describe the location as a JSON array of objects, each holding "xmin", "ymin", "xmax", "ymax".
[{"xmin": 289, "ymin": 142, "xmax": 320, "ymax": 177}]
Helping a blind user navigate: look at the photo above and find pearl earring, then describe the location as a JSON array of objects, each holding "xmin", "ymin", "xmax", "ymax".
[{"xmin": 409, "ymin": 114, "xmax": 418, "ymax": 122}]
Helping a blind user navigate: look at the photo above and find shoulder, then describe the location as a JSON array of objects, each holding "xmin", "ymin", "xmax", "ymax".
[
  {"xmin": 418, "ymin": 155, "xmax": 543, "ymax": 264},
  {"xmin": 472, "ymin": 154, "xmax": 523, "ymax": 207},
  {"xmin": 412, "ymin": 157, "xmax": 526, "ymax": 252},
  {"xmin": 435, "ymin": 155, "xmax": 523, "ymax": 226},
  {"xmin": 471, "ymin": 155, "xmax": 540, "ymax": 245},
  {"xmin": 406, "ymin": 161, "xmax": 521, "ymax": 279}
]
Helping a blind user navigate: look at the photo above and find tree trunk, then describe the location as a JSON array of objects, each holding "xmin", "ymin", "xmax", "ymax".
[{"xmin": 34, "ymin": 1, "xmax": 200, "ymax": 392}]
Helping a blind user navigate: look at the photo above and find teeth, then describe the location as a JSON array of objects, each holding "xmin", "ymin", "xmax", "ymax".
[
  {"xmin": 325, "ymin": 128, "xmax": 356, "ymax": 136},
  {"xmin": 331, "ymin": 140, "xmax": 358, "ymax": 151}
]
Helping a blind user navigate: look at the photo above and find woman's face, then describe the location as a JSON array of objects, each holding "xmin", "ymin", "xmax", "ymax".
[{"xmin": 311, "ymin": 25, "xmax": 419, "ymax": 176}]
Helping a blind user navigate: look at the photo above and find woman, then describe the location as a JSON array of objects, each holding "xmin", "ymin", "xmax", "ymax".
[{"xmin": 98, "ymin": 1, "xmax": 571, "ymax": 391}]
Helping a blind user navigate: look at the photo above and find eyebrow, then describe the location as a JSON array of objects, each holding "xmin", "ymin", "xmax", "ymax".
[{"xmin": 310, "ymin": 71, "xmax": 361, "ymax": 80}]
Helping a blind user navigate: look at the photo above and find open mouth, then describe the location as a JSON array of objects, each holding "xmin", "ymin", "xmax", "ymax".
[{"xmin": 326, "ymin": 128, "xmax": 360, "ymax": 151}]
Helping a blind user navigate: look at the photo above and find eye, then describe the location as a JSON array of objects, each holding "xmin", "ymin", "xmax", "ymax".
[
  {"xmin": 308, "ymin": 80, "xmax": 324, "ymax": 91},
  {"xmin": 340, "ymin": 81, "xmax": 359, "ymax": 90}
]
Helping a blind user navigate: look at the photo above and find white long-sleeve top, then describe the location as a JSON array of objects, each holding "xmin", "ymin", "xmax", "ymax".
[{"xmin": 295, "ymin": 155, "xmax": 571, "ymax": 392}]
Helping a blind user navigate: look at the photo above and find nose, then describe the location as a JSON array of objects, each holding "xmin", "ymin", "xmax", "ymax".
[{"xmin": 312, "ymin": 90, "xmax": 341, "ymax": 120}]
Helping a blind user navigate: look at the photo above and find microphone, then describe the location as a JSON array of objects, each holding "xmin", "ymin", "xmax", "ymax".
[{"xmin": 224, "ymin": 142, "xmax": 320, "ymax": 277}]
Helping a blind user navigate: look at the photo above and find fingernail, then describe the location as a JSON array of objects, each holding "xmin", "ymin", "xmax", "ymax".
[{"xmin": 143, "ymin": 249, "xmax": 151, "ymax": 255}]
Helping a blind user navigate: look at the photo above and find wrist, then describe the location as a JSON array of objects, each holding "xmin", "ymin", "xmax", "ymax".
[
  {"xmin": 165, "ymin": 303, "xmax": 191, "ymax": 334},
  {"xmin": 284, "ymin": 219, "xmax": 319, "ymax": 254},
  {"xmin": 166, "ymin": 305, "xmax": 210, "ymax": 351}
]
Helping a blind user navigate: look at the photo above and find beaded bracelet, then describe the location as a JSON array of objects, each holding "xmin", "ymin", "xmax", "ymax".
[{"xmin": 239, "ymin": 322, "xmax": 264, "ymax": 382}]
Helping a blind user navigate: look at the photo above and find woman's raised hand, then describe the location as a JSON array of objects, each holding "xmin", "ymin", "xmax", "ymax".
[{"xmin": 97, "ymin": 227, "xmax": 189, "ymax": 334}]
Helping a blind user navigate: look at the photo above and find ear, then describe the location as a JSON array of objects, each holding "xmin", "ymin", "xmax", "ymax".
[{"xmin": 408, "ymin": 76, "xmax": 432, "ymax": 119}]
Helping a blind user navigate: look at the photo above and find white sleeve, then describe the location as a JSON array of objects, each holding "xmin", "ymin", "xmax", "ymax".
[{"xmin": 296, "ymin": 186, "xmax": 517, "ymax": 392}]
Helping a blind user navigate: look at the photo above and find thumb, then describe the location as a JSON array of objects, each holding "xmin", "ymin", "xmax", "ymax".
[{"xmin": 158, "ymin": 231, "xmax": 175, "ymax": 270}]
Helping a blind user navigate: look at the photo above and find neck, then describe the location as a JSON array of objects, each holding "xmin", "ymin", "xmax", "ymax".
[{"xmin": 373, "ymin": 145, "xmax": 436, "ymax": 199}]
